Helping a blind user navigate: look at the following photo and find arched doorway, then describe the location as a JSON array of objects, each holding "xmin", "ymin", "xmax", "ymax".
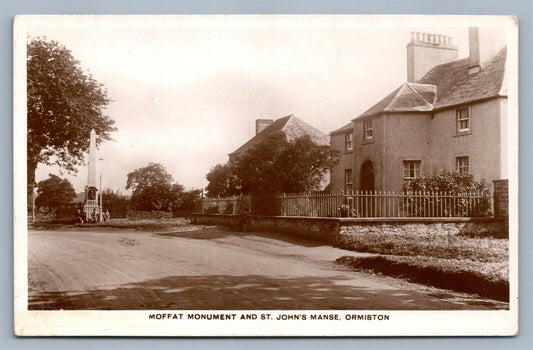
[
  {"xmin": 360, "ymin": 160, "xmax": 375, "ymax": 217},
  {"xmin": 360, "ymin": 160, "xmax": 375, "ymax": 192}
]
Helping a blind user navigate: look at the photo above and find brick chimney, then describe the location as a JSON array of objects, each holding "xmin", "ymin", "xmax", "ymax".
[
  {"xmin": 468, "ymin": 27, "xmax": 506, "ymax": 67},
  {"xmin": 406, "ymin": 32, "xmax": 458, "ymax": 82},
  {"xmin": 255, "ymin": 119, "xmax": 273, "ymax": 135}
]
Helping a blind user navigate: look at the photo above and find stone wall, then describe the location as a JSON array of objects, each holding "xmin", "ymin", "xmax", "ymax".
[
  {"xmin": 245, "ymin": 216, "xmax": 341, "ymax": 242},
  {"xmin": 190, "ymin": 214, "xmax": 245, "ymax": 229},
  {"xmin": 191, "ymin": 214, "xmax": 508, "ymax": 244}
]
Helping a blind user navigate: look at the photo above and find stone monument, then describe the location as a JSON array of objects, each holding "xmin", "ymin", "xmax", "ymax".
[{"xmin": 84, "ymin": 129, "xmax": 100, "ymax": 221}]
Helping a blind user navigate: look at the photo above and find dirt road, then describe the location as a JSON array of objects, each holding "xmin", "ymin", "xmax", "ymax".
[{"xmin": 28, "ymin": 226, "xmax": 496, "ymax": 310}]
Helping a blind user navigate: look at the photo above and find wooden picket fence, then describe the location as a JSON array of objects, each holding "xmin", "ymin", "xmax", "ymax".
[{"xmin": 195, "ymin": 190, "xmax": 491, "ymax": 218}]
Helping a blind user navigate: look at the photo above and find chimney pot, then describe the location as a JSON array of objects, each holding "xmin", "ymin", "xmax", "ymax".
[{"xmin": 406, "ymin": 30, "xmax": 459, "ymax": 82}]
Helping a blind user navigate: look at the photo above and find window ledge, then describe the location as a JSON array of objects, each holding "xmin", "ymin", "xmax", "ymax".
[
  {"xmin": 362, "ymin": 139, "xmax": 375, "ymax": 145},
  {"xmin": 455, "ymin": 131, "xmax": 472, "ymax": 137},
  {"xmin": 344, "ymin": 150, "xmax": 354, "ymax": 154}
]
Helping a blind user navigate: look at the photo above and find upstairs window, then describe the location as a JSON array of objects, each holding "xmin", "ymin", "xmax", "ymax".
[
  {"xmin": 456, "ymin": 156, "xmax": 470, "ymax": 174},
  {"xmin": 364, "ymin": 119, "xmax": 373, "ymax": 141},
  {"xmin": 344, "ymin": 168, "xmax": 353, "ymax": 192},
  {"xmin": 345, "ymin": 132, "xmax": 353, "ymax": 151},
  {"xmin": 456, "ymin": 107, "xmax": 470, "ymax": 133},
  {"xmin": 403, "ymin": 160, "xmax": 421, "ymax": 179}
]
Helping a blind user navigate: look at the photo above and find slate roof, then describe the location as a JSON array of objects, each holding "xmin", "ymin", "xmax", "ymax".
[
  {"xmin": 385, "ymin": 83, "xmax": 436, "ymax": 111},
  {"xmin": 353, "ymin": 46, "xmax": 507, "ymax": 120},
  {"xmin": 330, "ymin": 122, "xmax": 354, "ymax": 135},
  {"xmin": 229, "ymin": 114, "xmax": 329, "ymax": 157}
]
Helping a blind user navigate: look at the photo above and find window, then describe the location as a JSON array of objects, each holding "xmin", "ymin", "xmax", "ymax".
[
  {"xmin": 345, "ymin": 132, "xmax": 353, "ymax": 151},
  {"xmin": 403, "ymin": 161, "xmax": 421, "ymax": 179},
  {"xmin": 344, "ymin": 169, "xmax": 353, "ymax": 192},
  {"xmin": 456, "ymin": 156, "xmax": 469, "ymax": 174},
  {"xmin": 363, "ymin": 119, "xmax": 373, "ymax": 140},
  {"xmin": 363, "ymin": 119, "xmax": 373, "ymax": 141},
  {"xmin": 456, "ymin": 107, "xmax": 470, "ymax": 133}
]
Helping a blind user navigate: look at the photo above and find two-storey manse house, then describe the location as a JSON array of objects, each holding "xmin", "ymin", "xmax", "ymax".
[{"xmin": 330, "ymin": 27, "xmax": 508, "ymax": 195}]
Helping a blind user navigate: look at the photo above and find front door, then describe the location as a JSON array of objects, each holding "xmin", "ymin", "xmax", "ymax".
[
  {"xmin": 360, "ymin": 161, "xmax": 375, "ymax": 216},
  {"xmin": 360, "ymin": 160, "xmax": 374, "ymax": 192}
]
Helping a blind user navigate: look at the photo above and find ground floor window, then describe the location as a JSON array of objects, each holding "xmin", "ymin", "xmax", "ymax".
[
  {"xmin": 344, "ymin": 168, "xmax": 353, "ymax": 192},
  {"xmin": 403, "ymin": 160, "xmax": 421, "ymax": 179},
  {"xmin": 456, "ymin": 156, "xmax": 470, "ymax": 174}
]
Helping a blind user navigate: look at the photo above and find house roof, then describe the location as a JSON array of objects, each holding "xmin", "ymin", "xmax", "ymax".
[
  {"xmin": 353, "ymin": 46, "xmax": 507, "ymax": 121},
  {"xmin": 330, "ymin": 122, "xmax": 354, "ymax": 135},
  {"xmin": 229, "ymin": 114, "xmax": 329, "ymax": 157}
]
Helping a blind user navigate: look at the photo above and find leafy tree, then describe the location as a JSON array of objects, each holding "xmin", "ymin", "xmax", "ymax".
[
  {"xmin": 205, "ymin": 163, "xmax": 241, "ymax": 197},
  {"xmin": 168, "ymin": 183, "xmax": 186, "ymax": 212},
  {"xmin": 126, "ymin": 163, "xmax": 173, "ymax": 193},
  {"xmin": 27, "ymin": 37, "xmax": 116, "ymax": 186},
  {"xmin": 232, "ymin": 131, "xmax": 339, "ymax": 195},
  {"xmin": 126, "ymin": 163, "xmax": 184, "ymax": 212},
  {"xmin": 275, "ymin": 135, "xmax": 339, "ymax": 193},
  {"xmin": 35, "ymin": 174, "xmax": 76, "ymax": 216},
  {"xmin": 101, "ymin": 189, "xmax": 130, "ymax": 218},
  {"xmin": 174, "ymin": 189, "xmax": 203, "ymax": 214}
]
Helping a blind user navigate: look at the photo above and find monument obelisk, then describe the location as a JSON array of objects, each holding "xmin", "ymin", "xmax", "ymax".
[{"xmin": 84, "ymin": 129, "xmax": 100, "ymax": 221}]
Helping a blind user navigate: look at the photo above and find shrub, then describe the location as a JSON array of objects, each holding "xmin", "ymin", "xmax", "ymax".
[
  {"xmin": 338, "ymin": 205, "xmax": 357, "ymax": 217},
  {"xmin": 401, "ymin": 170, "xmax": 492, "ymax": 217},
  {"xmin": 402, "ymin": 170, "xmax": 491, "ymax": 194}
]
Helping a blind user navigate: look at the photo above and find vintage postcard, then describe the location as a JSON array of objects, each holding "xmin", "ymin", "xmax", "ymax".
[{"xmin": 13, "ymin": 15, "xmax": 518, "ymax": 336}]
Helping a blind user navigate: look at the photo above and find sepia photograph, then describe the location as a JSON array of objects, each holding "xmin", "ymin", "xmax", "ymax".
[{"xmin": 13, "ymin": 14, "xmax": 518, "ymax": 336}]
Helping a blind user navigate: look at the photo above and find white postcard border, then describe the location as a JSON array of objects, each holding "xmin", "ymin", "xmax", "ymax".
[{"xmin": 13, "ymin": 14, "xmax": 519, "ymax": 337}]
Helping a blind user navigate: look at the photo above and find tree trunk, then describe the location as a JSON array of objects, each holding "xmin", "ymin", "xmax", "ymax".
[
  {"xmin": 27, "ymin": 158, "xmax": 37, "ymax": 219},
  {"xmin": 27, "ymin": 158, "xmax": 37, "ymax": 186}
]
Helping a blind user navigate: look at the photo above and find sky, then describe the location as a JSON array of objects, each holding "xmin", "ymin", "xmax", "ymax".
[{"xmin": 23, "ymin": 15, "xmax": 475, "ymax": 194}]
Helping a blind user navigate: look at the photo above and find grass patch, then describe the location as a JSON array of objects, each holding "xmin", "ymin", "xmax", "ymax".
[
  {"xmin": 336, "ymin": 232, "xmax": 508, "ymax": 263},
  {"xmin": 336, "ymin": 255, "xmax": 509, "ymax": 302},
  {"xmin": 335, "ymin": 230, "xmax": 509, "ymax": 301}
]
